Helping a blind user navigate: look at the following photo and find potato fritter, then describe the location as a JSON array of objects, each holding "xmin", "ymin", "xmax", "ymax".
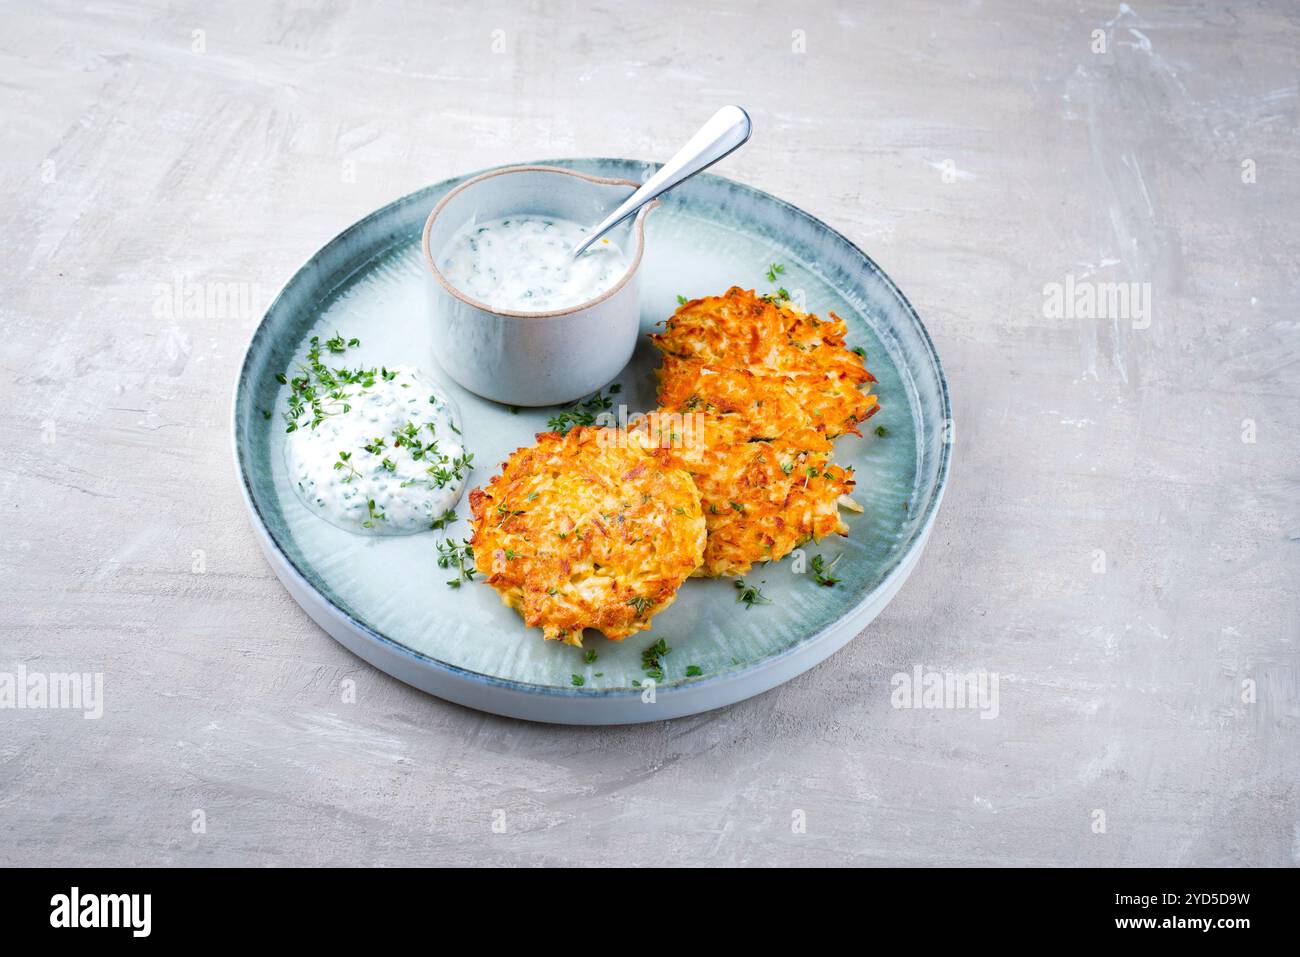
[
  {"xmin": 639, "ymin": 412, "xmax": 855, "ymax": 578},
  {"xmin": 468, "ymin": 426, "xmax": 705, "ymax": 646},
  {"xmin": 651, "ymin": 286, "xmax": 876, "ymax": 391},
  {"xmin": 646, "ymin": 286, "xmax": 876, "ymax": 576}
]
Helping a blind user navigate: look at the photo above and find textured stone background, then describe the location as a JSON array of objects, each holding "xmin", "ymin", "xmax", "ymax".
[{"xmin": 1, "ymin": 0, "xmax": 1295, "ymax": 865}]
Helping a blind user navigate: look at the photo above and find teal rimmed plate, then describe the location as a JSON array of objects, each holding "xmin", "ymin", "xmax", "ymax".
[{"xmin": 232, "ymin": 158, "xmax": 950, "ymax": 724}]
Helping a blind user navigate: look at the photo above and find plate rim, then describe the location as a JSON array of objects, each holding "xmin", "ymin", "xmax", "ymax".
[{"xmin": 230, "ymin": 157, "xmax": 953, "ymax": 716}]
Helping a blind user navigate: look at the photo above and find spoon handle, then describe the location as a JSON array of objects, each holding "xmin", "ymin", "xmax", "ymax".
[{"xmin": 572, "ymin": 105, "xmax": 753, "ymax": 258}]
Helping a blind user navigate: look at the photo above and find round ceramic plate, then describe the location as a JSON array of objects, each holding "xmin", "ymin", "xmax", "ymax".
[{"xmin": 233, "ymin": 158, "xmax": 950, "ymax": 724}]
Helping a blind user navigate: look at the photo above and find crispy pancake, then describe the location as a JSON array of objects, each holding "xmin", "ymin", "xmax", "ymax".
[
  {"xmin": 468, "ymin": 426, "xmax": 705, "ymax": 646},
  {"xmin": 644, "ymin": 286, "xmax": 874, "ymax": 576},
  {"xmin": 651, "ymin": 286, "xmax": 876, "ymax": 389},
  {"xmin": 638, "ymin": 412, "xmax": 855, "ymax": 578}
]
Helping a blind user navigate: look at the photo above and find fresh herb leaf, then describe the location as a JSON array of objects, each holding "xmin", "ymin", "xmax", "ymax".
[
  {"xmin": 362, "ymin": 498, "xmax": 385, "ymax": 529},
  {"xmin": 547, "ymin": 387, "xmax": 618, "ymax": 436},
  {"xmin": 811, "ymin": 553, "xmax": 842, "ymax": 587},
  {"xmin": 734, "ymin": 579, "xmax": 771, "ymax": 609},
  {"xmin": 435, "ymin": 538, "xmax": 475, "ymax": 588},
  {"xmin": 333, "ymin": 450, "xmax": 361, "ymax": 482},
  {"xmin": 640, "ymin": 638, "xmax": 670, "ymax": 681}
]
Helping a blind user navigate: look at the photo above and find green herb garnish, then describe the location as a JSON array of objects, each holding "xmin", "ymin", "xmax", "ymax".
[
  {"xmin": 323, "ymin": 331, "xmax": 357, "ymax": 354},
  {"xmin": 435, "ymin": 538, "xmax": 476, "ymax": 588},
  {"xmin": 333, "ymin": 450, "xmax": 361, "ymax": 482},
  {"xmin": 811, "ymin": 553, "xmax": 842, "ymax": 587},
  {"xmin": 547, "ymin": 387, "xmax": 619, "ymax": 436},
  {"xmin": 734, "ymin": 579, "xmax": 770, "ymax": 609},
  {"xmin": 641, "ymin": 638, "xmax": 670, "ymax": 681},
  {"xmin": 278, "ymin": 335, "xmax": 377, "ymax": 432}
]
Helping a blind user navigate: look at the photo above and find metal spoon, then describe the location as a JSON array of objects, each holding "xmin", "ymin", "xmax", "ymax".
[{"xmin": 571, "ymin": 105, "xmax": 752, "ymax": 259}]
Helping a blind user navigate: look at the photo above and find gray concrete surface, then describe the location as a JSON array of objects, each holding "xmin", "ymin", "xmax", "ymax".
[{"xmin": 1, "ymin": 0, "xmax": 1296, "ymax": 866}]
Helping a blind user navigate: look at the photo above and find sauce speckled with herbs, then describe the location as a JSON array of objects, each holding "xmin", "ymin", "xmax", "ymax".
[
  {"xmin": 277, "ymin": 335, "xmax": 471, "ymax": 535},
  {"xmin": 437, "ymin": 216, "xmax": 628, "ymax": 312}
]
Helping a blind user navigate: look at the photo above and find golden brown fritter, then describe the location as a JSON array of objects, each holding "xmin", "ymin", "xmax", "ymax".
[
  {"xmin": 651, "ymin": 286, "xmax": 876, "ymax": 391},
  {"xmin": 643, "ymin": 286, "xmax": 875, "ymax": 576},
  {"xmin": 468, "ymin": 426, "xmax": 705, "ymax": 646}
]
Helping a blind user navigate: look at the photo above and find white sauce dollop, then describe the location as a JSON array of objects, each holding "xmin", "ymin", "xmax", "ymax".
[
  {"xmin": 437, "ymin": 216, "xmax": 629, "ymax": 312},
  {"xmin": 284, "ymin": 366, "xmax": 469, "ymax": 535}
]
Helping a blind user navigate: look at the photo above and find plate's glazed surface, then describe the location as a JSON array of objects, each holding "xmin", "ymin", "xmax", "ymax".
[{"xmin": 232, "ymin": 158, "xmax": 951, "ymax": 724}]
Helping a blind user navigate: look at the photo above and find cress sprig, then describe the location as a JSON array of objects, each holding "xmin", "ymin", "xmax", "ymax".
[
  {"xmin": 436, "ymin": 538, "xmax": 476, "ymax": 588},
  {"xmin": 278, "ymin": 334, "xmax": 389, "ymax": 434},
  {"xmin": 547, "ymin": 384, "xmax": 622, "ymax": 436}
]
